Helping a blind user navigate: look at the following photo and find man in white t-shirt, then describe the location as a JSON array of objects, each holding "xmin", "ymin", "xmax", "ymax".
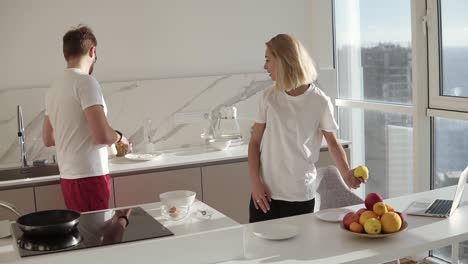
[
  {"xmin": 42, "ymin": 25, "xmax": 129, "ymax": 213},
  {"xmin": 248, "ymin": 34, "xmax": 362, "ymax": 222}
]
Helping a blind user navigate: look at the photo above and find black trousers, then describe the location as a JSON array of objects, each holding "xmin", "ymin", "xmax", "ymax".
[{"xmin": 249, "ymin": 196, "xmax": 315, "ymax": 223}]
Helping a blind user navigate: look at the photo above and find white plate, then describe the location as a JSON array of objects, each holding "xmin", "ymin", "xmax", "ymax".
[
  {"xmin": 124, "ymin": 153, "xmax": 161, "ymax": 161},
  {"xmin": 252, "ymin": 223, "xmax": 299, "ymax": 240},
  {"xmin": 315, "ymin": 208, "xmax": 354, "ymax": 222}
]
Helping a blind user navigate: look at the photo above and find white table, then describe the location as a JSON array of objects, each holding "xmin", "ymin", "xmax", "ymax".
[{"xmin": 222, "ymin": 184, "xmax": 468, "ymax": 264}]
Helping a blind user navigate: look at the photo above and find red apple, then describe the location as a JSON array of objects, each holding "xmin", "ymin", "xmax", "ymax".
[
  {"xmin": 365, "ymin": 193, "xmax": 384, "ymax": 210},
  {"xmin": 396, "ymin": 211, "xmax": 405, "ymax": 223},
  {"xmin": 342, "ymin": 212, "xmax": 360, "ymax": 230}
]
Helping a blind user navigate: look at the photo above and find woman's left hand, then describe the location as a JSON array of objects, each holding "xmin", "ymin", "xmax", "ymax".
[{"xmin": 343, "ymin": 169, "xmax": 362, "ymax": 189}]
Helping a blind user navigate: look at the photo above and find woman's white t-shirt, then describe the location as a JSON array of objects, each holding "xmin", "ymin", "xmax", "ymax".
[
  {"xmin": 255, "ymin": 84, "xmax": 338, "ymax": 201},
  {"xmin": 45, "ymin": 68, "xmax": 109, "ymax": 179}
]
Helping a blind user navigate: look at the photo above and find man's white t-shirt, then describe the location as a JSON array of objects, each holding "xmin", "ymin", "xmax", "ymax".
[
  {"xmin": 255, "ymin": 84, "xmax": 338, "ymax": 201},
  {"xmin": 45, "ymin": 68, "xmax": 109, "ymax": 179}
]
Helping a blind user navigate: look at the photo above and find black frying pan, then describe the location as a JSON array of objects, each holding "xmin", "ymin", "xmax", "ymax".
[
  {"xmin": 17, "ymin": 210, "xmax": 80, "ymax": 237},
  {"xmin": 0, "ymin": 201, "xmax": 80, "ymax": 237}
]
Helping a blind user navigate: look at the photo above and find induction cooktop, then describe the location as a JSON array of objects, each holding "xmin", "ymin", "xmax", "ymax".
[{"xmin": 11, "ymin": 206, "xmax": 174, "ymax": 257}]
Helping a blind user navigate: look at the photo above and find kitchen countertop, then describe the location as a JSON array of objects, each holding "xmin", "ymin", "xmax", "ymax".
[
  {"xmin": 1, "ymin": 183, "xmax": 466, "ymax": 263},
  {"xmin": 0, "ymin": 140, "xmax": 351, "ymax": 190}
]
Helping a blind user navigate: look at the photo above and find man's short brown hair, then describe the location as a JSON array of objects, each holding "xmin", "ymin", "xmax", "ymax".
[{"xmin": 63, "ymin": 25, "xmax": 97, "ymax": 60}]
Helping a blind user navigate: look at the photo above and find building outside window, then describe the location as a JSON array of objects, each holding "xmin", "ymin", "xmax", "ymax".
[
  {"xmin": 335, "ymin": 0, "xmax": 468, "ymax": 262},
  {"xmin": 334, "ymin": 0, "xmax": 413, "ymax": 199}
]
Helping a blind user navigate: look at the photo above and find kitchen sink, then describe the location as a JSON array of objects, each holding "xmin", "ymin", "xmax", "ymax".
[{"xmin": 0, "ymin": 164, "xmax": 59, "ymax": 182}]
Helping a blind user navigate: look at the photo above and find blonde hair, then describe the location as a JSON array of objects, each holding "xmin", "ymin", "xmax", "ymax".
[{"xmin": 266, "ymin": 34, "xmax": 317, "ymax": 91}]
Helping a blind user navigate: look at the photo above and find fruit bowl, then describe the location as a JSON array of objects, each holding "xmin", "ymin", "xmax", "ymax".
[{"xmin": 340, "ymin": 220, "xmax": 408, "ymax": 239}]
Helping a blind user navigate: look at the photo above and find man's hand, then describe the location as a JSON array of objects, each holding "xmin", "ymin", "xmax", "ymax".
[{"xmin": 119, "ymin": 135, "xmax": 131, "ymax": 153}]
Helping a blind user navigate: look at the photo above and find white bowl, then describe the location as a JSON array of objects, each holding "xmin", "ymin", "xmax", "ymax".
[
  {"xmin": 208, "ymin": 138, "xmax": 232, "ymax": 151},
  {"xmin": 159, "ymin": 190, "xmax": 196, "ymax": 221}
]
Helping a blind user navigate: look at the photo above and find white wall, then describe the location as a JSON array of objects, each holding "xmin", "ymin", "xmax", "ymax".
[
  {"xmin": 0, "ymin": 0, "xmax": 342, "ymax": 164},
  {"xmin": 0, "ymin": 0, "xmax": 323, "ymax": 90}
]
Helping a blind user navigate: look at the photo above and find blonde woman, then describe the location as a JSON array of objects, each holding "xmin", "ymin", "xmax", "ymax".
[{"xmin": 248, "ymin": 34, "xmax": 362, "ymax": 222}]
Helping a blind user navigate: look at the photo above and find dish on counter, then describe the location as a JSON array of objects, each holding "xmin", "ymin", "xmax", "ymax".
[
  {"xmin": 124, "ymin": 152, "xmax": 162, "ymax": 161},
  {"xmin": 208, "ymin": 138, "xmax": 232, "ymax": 151},
  {"xmin": 252, "ymin": 223, "xmax": 299, "ymax": 240},
  {"xmin": 340, "ymin": 220, "xmax": 408, "ymax": 238},
  {"xmin": 314, "ymin": 208, "xmax": 354, "ymax": 222}
]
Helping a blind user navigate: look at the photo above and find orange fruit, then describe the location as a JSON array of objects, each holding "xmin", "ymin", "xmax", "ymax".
[
  {"xmin": 359, "ymin": 210, "xmax": 378, "ymax": 226},
  {"xmin": 381, "ymin": 212, "xmax": 402, "ymax": 233},
  {"xmin": 385, "ymin": 203, "xmax": 395, "ymax": 212},
  {"xmin": 349, "ymin": 222, "xmax": 363, "ymax": 233}
]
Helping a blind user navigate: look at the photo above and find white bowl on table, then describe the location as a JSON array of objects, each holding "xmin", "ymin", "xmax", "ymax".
[
  {"xmin": 159, "ymin": 190, "xmax": 196, "ymax": 221},
  {"xmin": 208, "ymin": 138, "xmax": 232, "ymax": 151}
]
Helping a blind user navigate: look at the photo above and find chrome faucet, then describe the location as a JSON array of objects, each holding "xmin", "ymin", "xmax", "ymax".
[
  {"xmin": 0, "ymin": 200, "xmax": 21, "ymax": 217},
  {"xmin": 17, "ymin": 105, "xmax": 27, "ymax": 167}
]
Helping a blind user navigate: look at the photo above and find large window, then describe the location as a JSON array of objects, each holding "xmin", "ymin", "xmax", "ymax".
[
  {"xmin": 334, "ymin": 0, "xmax": 414, "ymax": 198},
  {"xmin": 428, "ymin": 0, "xmax": 468, "ymax": 262},
  {"xmin": 440, "ymin": 1, "xmax": 468, "ymax": 98},
  {"xmin": 338, "ymin": 108, "xmax": 413, "ymax": 198},
  {"xmin": 334, "ymin": 0, "xmax": 468, "ymax": 262},
  {"xmin": 429, "ymin": 0, "xmax": 468, "ymax": 111},
  {"xmin": 431, "ymin": 117, "xmax": 468, "ymax": 262}
]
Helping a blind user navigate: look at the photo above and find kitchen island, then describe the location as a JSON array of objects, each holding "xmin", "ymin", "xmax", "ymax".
[
  {"xmin": 221, "ymin": 184, "xmax": 468, "ymax": 264},
  {"xmin": 1, "ymin": 184, "xmax": 467, "ymax": 263}
]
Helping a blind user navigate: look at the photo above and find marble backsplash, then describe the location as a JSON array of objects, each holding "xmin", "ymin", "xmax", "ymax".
[{"xmin": 0, "ymin": 72, "xmax": 272, "ymax": 165}]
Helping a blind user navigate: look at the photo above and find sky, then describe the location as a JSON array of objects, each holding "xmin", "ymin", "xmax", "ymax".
[{"xmin": 336, "ymin": 0, "xmax": 468, "ymax": 47}]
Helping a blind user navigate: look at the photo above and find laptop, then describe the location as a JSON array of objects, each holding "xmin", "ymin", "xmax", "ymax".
[{"xmin": 405, "ymin": 166, "xmax": 468, "ymax": 218}]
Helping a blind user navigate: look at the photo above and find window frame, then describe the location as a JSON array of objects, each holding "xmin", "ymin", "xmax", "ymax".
[
  {"xmin": 427, "ymin": 0, "xmax": 468, "ymax": 112},
  {"xmin": 332, "ymin": 0, "xmax": 431, "ymax": 196},
  {"xmin": 330, "ymin": 0, "xmax": 467, "ymax": 262}
]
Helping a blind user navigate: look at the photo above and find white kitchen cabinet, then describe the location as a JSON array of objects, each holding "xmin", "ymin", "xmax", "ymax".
[
  {"xmin": 202, "ymin": 162, "xmax": 251, "ymax": 224},
  {"xmin": 34, "ymin": 183, "xmax": 116, "ymax": 211},
  {"xmin": 0, "ymin": 188, "xmax": 35, "ymax": 220},
  {"xmin": 113, "ymin": 168, "xmax": 202, "ymax": 207}
]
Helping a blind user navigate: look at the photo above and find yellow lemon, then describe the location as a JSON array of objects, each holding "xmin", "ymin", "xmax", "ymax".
[
  {"xmin": 354, "ymin": 165, "xmax": 369, "ymax": 182},
  {"xmin": 373, "ymin": 202, "xmax": 388, "ymax": 216}
]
